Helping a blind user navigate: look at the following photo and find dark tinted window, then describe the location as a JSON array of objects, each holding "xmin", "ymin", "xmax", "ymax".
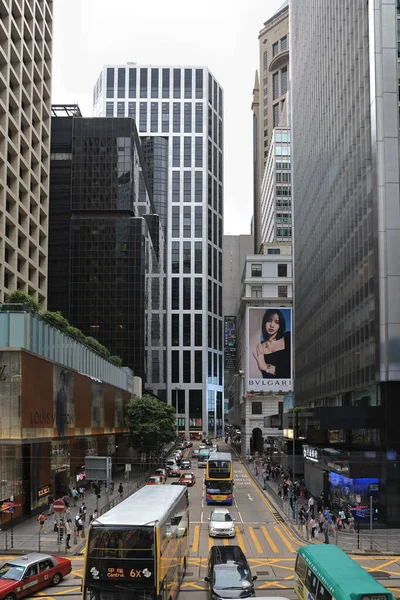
[
  {"xmin": 128, "ymin": 68, "xmax": 136, "ymax": 98},
  {"xmin": 106, "ymin": 68, "xmax": 114, "ymax": 98},
  {"xmin": 140, "ymin": 68, "xmax": 148, "ymax": 98}
]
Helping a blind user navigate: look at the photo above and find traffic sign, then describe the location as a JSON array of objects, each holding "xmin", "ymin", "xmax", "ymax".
[{"xmin": 53, "ymin": 499, "xmax": 65, "ymax": 513}]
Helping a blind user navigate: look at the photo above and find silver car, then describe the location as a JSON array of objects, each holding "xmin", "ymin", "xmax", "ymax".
[{"xmin": 208, "ymin": 508, "xmax": 236, "ymax": 537}]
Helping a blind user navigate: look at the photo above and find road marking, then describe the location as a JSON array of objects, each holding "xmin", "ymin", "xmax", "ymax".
[
  {"xmin": 237, "ymin": 511, "xmax": 244, "ymax": 523},
  {"xmin": 258, "ymin": 581, "xmax": 288, "ymax": 589},
  {"xmin": 192, "ymin": 524, "xmax": 200, "ymax": 553},
  {"xmin": 235, "ymin": 525, "xmax": 246, "ymax": 554},
  {"xmin": 223, "ymin": 537, "xmax": 229, "ymax": 546},
  {"xmin": 247, "ymin": 493, "xmax": 254, "ymax": 501},
  {"xmin": 261, "ymin": 525, "xmax": 279, "ymax": 553},
  {"xmin": 368, "ymin": 558, "xmax": 398, "ymax": 572},
  {"xmin": 274, "ymin": 525, "xmax": 296, "ymax": 553},
  {"xmin": 181, "ymin": 582, "xmax": 206, "ymax": 589},
  {"xmin": 208, "ymin": 535, "xmax": 213, "ymax": 552},
  {"xmin": 200, "ymin": 511, "xmax": 203, "ymax": 523},
  {"xmin": 248, "ymin": 526, "xmax": 263, "ymax": 554}
]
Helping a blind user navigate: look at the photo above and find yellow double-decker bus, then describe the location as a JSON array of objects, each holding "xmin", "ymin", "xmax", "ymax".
[
  {"xmin": 205, "ymin": 452, "xmax": 233, "ymax": 504},
  {"xmin": 83, "ymin": 485, "xmax": 189, "ymax": 600}
]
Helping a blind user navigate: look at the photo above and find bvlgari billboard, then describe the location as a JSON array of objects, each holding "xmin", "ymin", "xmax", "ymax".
[{"xmin": 247, "ymin": 307, "xmax": 292, "ymax": 393}]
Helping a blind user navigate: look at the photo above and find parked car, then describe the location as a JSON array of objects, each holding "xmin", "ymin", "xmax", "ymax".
[
  {"xmin": 178, "ymin": 473, "xmax": 196, "ymax": 487},
  {"xmin": 192, "ymin": 449, "xmax": 199, "ymax": 458},
  {"xmin": 204, "ymin": 546, "xmax": 257, "ymax": 598},
  {"xmin": 186, "ymin": 441, "xmax": 193, "ymax": 447},
  {"xmin": 0, "ymin": 553, "xmax": 71, "ymax": 599},
  {"xmin": 167, "ymin": 465, "xmax": 181, "ymax": 477},
  {"xmin": 180, "ymin": 459, "xmax": 192, "ymax": 470},
  {"xmin": 176, "ymin": 443, "xmax": 184, "ymax": 450},
  {"xmin": 146, "ymin": 475, "xmax": 165, "ymax": 485},
  {"xmin": 173, "ymin": 453, "xmax": 182, "ymax": 465},
  {"xmin": 166, "ymin": 458, "xmax": 178, "ymax": 469},
  {"xmin": 208, "ymin": 508, "xmax": 236, "ymax": 538}
]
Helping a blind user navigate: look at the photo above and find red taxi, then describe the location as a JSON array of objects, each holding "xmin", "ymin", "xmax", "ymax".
[
  {"xmin": 167, "ymin": 465, "xmax": 181, "ymax": 478},
  {"xmin": 146, "ymin": 475, "xmax": 165, "ymax": 485},
  {"xmin": 0, "ymin": 553, "xmax": 71, "ymax": 600},
  {"xmin": 178, "ymin": 473, "xmax": 196, "ymax": 487}
]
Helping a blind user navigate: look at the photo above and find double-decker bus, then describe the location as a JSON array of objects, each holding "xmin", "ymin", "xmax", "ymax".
[
  {"xmin": 205, "ymin": 452, "xmax": 233, "ymax": 504},
  {"xmin": 294, "ymin": 544, "xmax": 395, "ymax": 600},
  {"xmin": 83, "ymin": 485, "xmax": 189, "ymax": 600}
]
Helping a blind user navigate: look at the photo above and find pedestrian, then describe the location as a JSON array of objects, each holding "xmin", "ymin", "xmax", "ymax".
[
  {"xmin": 75, "ymin": 514, "xmax": 83, "ymax": 537},
  {"xmin": 322, "ymin": 518, "xmax": 329, "ymax": 544},
  {"xmin": 71, "ymin": 487, "xmax": 79, "ymax": 505},
  {"xmin": 118, "ymin": 483, "xmax": 124, "ymax": 497},
  {"xmin": 38, "ymin": 512, "xmax": 46, "ymax": 533},
  {"xmin": 63, "ymin": 493, "xmax": 70, "ymax": 508},
  {"xmin": 309, "ymin": 516, "xmax": 317, "ymax": 539},
  {"xmin": 308, "ymin": 495, "xmax": 315, "ymax": 518},
  {"xmin": 90, "ymin": 509, "xmax": 99, "ymax": 523},
  {"xmin": 79, "ymin": 486, "xmax": 85, "ymax": 499},
  {"xmin": 317, "ymin": 510, "xmax": 324, "ymax": 533},
  {"xmin": 65, "ymin": 519, "xmax": 73, "ymax": 549},
  {"xmin": 110, "ymin": 481, "xmax": 114, "ymax": 493},
  {"xmin": 65, "ymin": 506, "xmax": 71, "ymax": 521},
  {"xmin": 79, "ymin": 502, "xmax": 87, "ymax": 522},
  {"xmin": 56, "ymin": 518, "xmax": 65, "ymax": 543},
  {"xmin": 348, "ymin": 515, "xmax": 355, "ymax": 533},
  {"xmin": 339, "ymin": 508, "xmax": 346, "ymax": 526}
]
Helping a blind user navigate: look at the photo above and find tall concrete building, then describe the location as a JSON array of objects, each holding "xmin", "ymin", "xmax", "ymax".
[
  {"xmin": 291, "ymin": 0, "xmax": 400, "ymax": 524},
  {"xmin": 0, "ymin": 0, "xmax": 53, "ymax": 306},
  {"xmin": 252, "ymin": 1, "xmax": 289, "ymax": 252},
  {"xmin": 94, "ymin": 65, "xmax": 224, "ymax": 439}
]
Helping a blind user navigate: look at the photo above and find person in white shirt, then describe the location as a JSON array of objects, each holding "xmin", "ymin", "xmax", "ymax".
[{"xmin": 308, "ymin": 495, "xmax": 315, "ymax": 518}]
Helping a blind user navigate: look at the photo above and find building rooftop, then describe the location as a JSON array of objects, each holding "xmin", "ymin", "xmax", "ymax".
[{"xmin": 264, "ymin": 0, "xmax": 289, "ymax": 26}]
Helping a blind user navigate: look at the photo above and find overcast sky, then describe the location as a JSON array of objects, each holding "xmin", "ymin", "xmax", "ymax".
[{"xmin": 52, "ymin": 0, "xmax": 284, "ymax": 235}]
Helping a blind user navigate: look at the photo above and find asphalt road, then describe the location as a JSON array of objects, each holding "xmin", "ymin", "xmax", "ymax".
[{"xmin": 5, "ymin": 442, "xmax": 400, "ymax": 600}]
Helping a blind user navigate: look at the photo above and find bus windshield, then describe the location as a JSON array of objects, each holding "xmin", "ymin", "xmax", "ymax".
[
  {"xmin": 205, "ymin": 480, "xmax": 233, "ymax": 494},
  {"xmin": 88, "ymin": 527, "xmax": 155, "ymax": 560},
  {"xmin": 207, "ymin": 459, "xmax": 231, "ymax": 478}
]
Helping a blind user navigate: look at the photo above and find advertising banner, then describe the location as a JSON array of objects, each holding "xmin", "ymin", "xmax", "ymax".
[
  {"xmin": 224, "ymin": 316, "xmax": 237, "ymax": 370},
  {"xmin": 247, "ymin": 307, "xmax": 293, "ymax": 393}
]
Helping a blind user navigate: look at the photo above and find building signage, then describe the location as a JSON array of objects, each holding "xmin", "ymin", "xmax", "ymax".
[
  {"xmin": 224, "ymin": 316, "xmax": 237, "ymax": 370},
  {"xmin": 0, "ymin": 365, "xmax": 7, "ymax": 381},
  {"xmin": 247, "ymin": 307, "xmax": 293, "ymax": 393},
  {"xmin": 303, "ymin": 445, "xmax": 320, "ymax": 462},
  {"xmin": 327, "ymin": 461, "xmax": 349, "ymax": 474},
  {"xmin": 37, "ymin": 485, "xmax": 51, "ymax": 499}
]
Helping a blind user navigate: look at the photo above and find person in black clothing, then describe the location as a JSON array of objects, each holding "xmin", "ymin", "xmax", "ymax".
[{"xmin": 252, "ymin": 309, "xmax": 291, "ymax": 379}]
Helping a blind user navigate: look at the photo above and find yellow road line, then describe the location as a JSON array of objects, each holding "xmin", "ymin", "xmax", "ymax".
[
  {"xmin": 223, "ymin": 537, "xmax": 229, "ymax": 546},
  {"xmin": 208, "ymin": 535, "xmax": 213, "ymax": 552},
  {"xmin": 248, "ymin": 526, "xmax": 263, "ymax": 554},
  {"xmin": 274, "ymin": 525, "xmax": 296, "ymax": 553},
  {"xmin": 260, "ymin": 525, "xmax": 279, "ymax": 554},
  {"xmin": 181, "ymin": 582, "xmax": 206, "ymax": 589},
  {"xmin": 235, "ymin": 525, "xmax": 246, "ymax": 554},
  {"xmin": 285, "ymin": 575, "xmax": 295, "ymax": 580},
  {"xmin": 192, "ymin": 524, "xmax": 200, "ymax": 553},
  {"xmin": 368, "ymin": 558, "xmax": 398, "ymax": 572},
  {"xmin": 258, "ymin": 581, "xmax": 288, "ymax": 589}
]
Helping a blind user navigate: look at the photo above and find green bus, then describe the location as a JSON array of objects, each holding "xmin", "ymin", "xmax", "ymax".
[{"xmin": 294, "ymin": 545, "xmax": 395, "ymax": 600}]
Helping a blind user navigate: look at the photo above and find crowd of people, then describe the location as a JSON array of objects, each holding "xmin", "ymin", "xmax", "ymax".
[{"xmin": 252, "ymin": 457, "xmax": 356, "ymax": 543}]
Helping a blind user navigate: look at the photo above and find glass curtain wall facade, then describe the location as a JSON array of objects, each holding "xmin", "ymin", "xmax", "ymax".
[
  {"xmin": 291, "ymin": 0, "xmax": 400, "ymax": 524},
  {"xmin": 260, "ymin": 128, "xmax": 291, "ymax": 244},
  {"xmin": 94, "ymin": 65, "xmax": 224, "ymax": 438},
  {"xmin": 48, "ymin": 116, "xmax": 165, "ymax": 392}
]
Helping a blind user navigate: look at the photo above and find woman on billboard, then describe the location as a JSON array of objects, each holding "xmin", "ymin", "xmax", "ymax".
[{"xmin": 252, "ymin": 309, "xmax": 291, "ymax": 378}]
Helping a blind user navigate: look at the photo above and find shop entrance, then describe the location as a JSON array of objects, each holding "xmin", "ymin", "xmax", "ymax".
[
  {"xmin": 54, "ymin": 468, "xmax": 68, "ymax": 499},
  {"xmin": 252, "ymin": 428, "xmax": 264, "ymax": 455}
]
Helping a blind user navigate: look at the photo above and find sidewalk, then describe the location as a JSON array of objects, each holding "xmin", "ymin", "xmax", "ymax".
[{"xmin": 0, "ymin": 463, "xmax": 153, "ymax": 555}]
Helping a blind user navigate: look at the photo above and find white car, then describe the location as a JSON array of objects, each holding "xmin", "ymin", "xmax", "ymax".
[{"xmin": 208, "ymin": 508, "xmax": 236, "ymax": 538}]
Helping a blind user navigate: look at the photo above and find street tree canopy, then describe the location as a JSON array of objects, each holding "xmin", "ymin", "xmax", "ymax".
[{"xmin": 126, "ymin": 395, "xmax": 176, "ymax": 452}]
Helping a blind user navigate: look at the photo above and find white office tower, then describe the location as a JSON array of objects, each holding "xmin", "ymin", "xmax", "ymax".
[
  {"xmin": 0, "ymin": 0, "xmax": 53, "ymax": 305},
  {"xmin": 93, "ymin": 65, "xmax": 224, "ymax": 439}
]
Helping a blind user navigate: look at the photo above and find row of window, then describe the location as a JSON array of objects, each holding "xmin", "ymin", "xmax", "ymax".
[
  {"xmin": 171, "ymin": 313, "xmax": 203, "ymax": 346},
  {"xmin": 251, "ymin": 285, "xmax": 288, "ymax": 298},
  {"xmin": 171, "ymin": 350, "xmax": 223, "ymax": 385},
  {"xmin": 171, "ymin": 277, "xmax": 203, "ymax": 310},
  {"xmin": 251, "ymin": 263, "xmax": 288, "ymax": 277},
  {"xmin": 171, "ymin": 206, "xmax": 203, "ymax": 238},
  {"xmin": 172, "ymin": 171, "xmax": 203, "ymax": 202},
  {"xmin": 105, "ymin": 101, "xmax": 205, "ymax": 134},
  {"xmin": 272, "ymin": 67, "xmax": 288, "ymax": 100},
  {"xmin": 106, "ymin": 67, "xmax": 204, "ymax": 100}
]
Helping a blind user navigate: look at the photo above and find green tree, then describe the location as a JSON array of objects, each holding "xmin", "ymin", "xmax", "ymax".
[
  {"xmin": 66, "ymin": 325, "xmax": 87, "ymax": 343},
  {"xmin": 85, "ymin": 336, "xmax": 111, "ymax": 358},
  {"xmin": 109, "ymin": 355, "xmax": 123, "ymax": 367},
  {"xmin": 126, "ymin": 395, "xmax": 176, "ymax": 452},
  {"xmin": 4, "ymin": 290, "xmax": 40, "ymax": 314},
  {"xmin": 41, "ymin": 310, "xmax": 70, "ymax": 331}
]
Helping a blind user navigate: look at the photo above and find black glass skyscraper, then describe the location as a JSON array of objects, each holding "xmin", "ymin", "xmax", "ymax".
[{"xmin": 49, "ymin": 110, "xmax": 165, "ymax": 388}]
